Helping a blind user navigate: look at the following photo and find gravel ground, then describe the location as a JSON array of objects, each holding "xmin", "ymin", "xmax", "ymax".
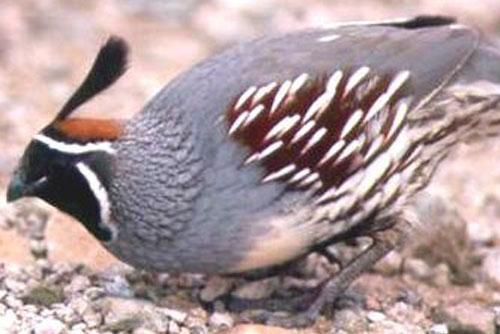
[{"xmin": 2, "ymin": 1, "xmax": 500, "ymax": 333}]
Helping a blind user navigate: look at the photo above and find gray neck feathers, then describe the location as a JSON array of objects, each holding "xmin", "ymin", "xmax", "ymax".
[{"xmin": 111, "ymin": 101, "xmax": 205, "ymax": 244}]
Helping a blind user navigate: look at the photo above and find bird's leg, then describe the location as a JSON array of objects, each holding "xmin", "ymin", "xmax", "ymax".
[{"xmin": 253, "ymin": 221, "xmax": 407, "ymax": 327}]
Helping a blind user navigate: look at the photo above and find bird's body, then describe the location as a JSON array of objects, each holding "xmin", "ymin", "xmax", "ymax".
[{"xmin": 7, "ymin": 16, "xmax": 500, "ymax": 324}]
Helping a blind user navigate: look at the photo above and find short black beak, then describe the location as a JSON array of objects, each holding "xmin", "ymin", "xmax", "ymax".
[
  {"xmin": 7, "ymin": 170, "xmax": 27, "ymax": 202},
  {"xmin": 7, "ymin": 171, "xmax": 26, "ymax": 202},
  {"xmin": 6, "ymin": 170, "xmax": 48, "ymax": 202},
  {"xmin": 7, "ymin": 170, "xmax": 49, "ymax": 202}
]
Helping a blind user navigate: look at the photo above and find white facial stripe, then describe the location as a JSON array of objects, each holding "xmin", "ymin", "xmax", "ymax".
[
  {"xmin": 75, "ymin": 162, "xmax": 114, "ymax": 235},
  {"xmin": 34, "ymin": 134, "xmax": 116, "ymax": 155}
]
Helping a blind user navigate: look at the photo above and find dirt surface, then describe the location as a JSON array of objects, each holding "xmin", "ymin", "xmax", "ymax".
[{"xmin": 1, "ymin": 1, "xmax": 500, "ymax": 333}]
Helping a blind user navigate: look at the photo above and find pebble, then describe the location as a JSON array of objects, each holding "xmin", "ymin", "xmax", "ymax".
[
  {"xmin": 226, "ymin": 324, "xmax": 296, "ymax": 334},
  {"xmin": 5, "ymin": 295, "xmax": 23, "ymax": 309},
  {"xmin": 374, "ymin": 251, "xmax": 403, "ymax": 275},
  {"xmin": 69, "ymin": 297, "xmax": 89, "ymax": 316},
  {"xmin": 369, "ymin": 319, "xmax": 425, "ymax": 334},
  {"xmin": 33, "ymin": 318, "xmax": 66, "ymax": 334},
  {"xmin": 482, "ymin": 249, "xmax": 500, "ymax": 287},
  {"xmin": 70, "ymin": 322, "xmax": 87, "ymax": 331},
  {"xmin": 163, "ymin": 308, "xmax": 188, "ymax": 324},
  {"xmin": 433, "ymin": 302, "xmax": 494, "ymax": 334},
  {"xmin": 99, "ymin": 271, "xmax": 134, "ymax": 298},
  {"xmin": 22, "ymin": 304, "xmax": 39, "ymax": 314},
  {"xmin": 428, "ymin": 323, "xmax": 448, "ymax": 334},
  {"xmin": 82, "ymin": 308, "xmax": 102, "ymax": 328},
  {"xmin": 168, "ymin": 320, "xmax": 181, "ymax": 334},
  {"xmin": 208, "ymin": 311, "xmax": 234, "ymax": 328},
  {"xmin": 367, "ymin": 311, "xmax": 387, "ymax": 323},
  {"xmin": 199, "ymin": 276, "xmax": 233, "ymax": 302},
  {"xmin": 0, "ymin": 309, "xmax": 18, "ymax": 333},
  {"xmin": 133, "ymin": 328, "xmax": 157, "ymax": 334},
  {"xmin": 83, "ymin": 287, "xmax": 106, "ymax": 300},
  {"xmin": 68, "ymin": 328, "xmax": 86, "ymax": 334},
  {"xmin": 404, "ymin": 258, "xmax": 433, "ymax": 281},
  {"xmin": 68, "ymin": 275, "xmax": 91, "ymax": 295},
  {"xmin": 4, "ymin": 277, "xmax": 26, "ymax": 294},
  {"xmin": 185, "ymin": 308, "xmax": 209, "ymax": 329},
  {"xmin": 0, "ymin": 289, "xmax": 8, "ymax": 301},
  {"xmin": 334, "ymin": 308, "xmax": 368, "ymax": 333},
  {"xmin": 467, "ymin": 219, "xmax": 496, "ymax": 244},
  {"xmin": 232, "ymin": 278, "xmax": 279, "ymax": 300}
]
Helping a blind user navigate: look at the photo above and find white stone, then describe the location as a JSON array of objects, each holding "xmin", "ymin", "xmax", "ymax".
[
  {"xmin": 163, "ymin": 308, "xmax": 187, "ymax": 324},
  {"xmin": 0, "ymin": 309, "xmax": 18, "ymax": 333},
  {"xmin": 366, "ymin": 310, "xmax": 386, "ymax": 322},
  {"xmin": 33, "ymin": 318, "xmax": 66, "ymax": 334},
  {"xmin": 208, "ymin": 312, "xmax": 234, "ymax": 328},
  {"xmin": 428, "ymin": 323, "xmax": 449, "ymax": 334}
]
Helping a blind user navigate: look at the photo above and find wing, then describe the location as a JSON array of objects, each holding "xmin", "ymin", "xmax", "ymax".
[
  {"xmin": 215, "ymin": 18, "xmax": 479, "ymax": 200},
  {"xmin": 122, "ymin": 17, "xmax": 480, "ymax": 233}
]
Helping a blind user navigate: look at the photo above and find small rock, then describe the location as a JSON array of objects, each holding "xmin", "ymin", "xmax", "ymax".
[
  {"xmin": 30, "ymin": 239, "xmax": 48, "ymax": 260},
  {"xmin": 133, "ymin": 328, "xmax": 157, "ymax": 334},
  {"xmin": 82, "ymin": 308, "xmax": 102, "ymax": 328},
  {"xmin": 208, "ymin": 311, "xmax": 234, "ymax": 328},
  {"xmin": 5, "ymin": 295, "xmax": 23, "ymax": 309},
  {"xmin": 55, "ymin": 306, "xmax": 80, "ymax": 325},
  {"xmin": 482, "ymin": 249, "xmax": 500, "ymax": 288},
  {"xmin": 148, "ymin": 311, "xmax": 169, "ymax": 333},
  {"xmin": 70, "ymin": 323, "xmax": 87, "ymax": 331},
  {"xmin": 102, "ymin": 297, "xmax": 160, "ymax": 331},
  {"xmin": 185, "ymin": 307, "xmax": 209, "ymax": 328},
  {"xmin": 33, "ymin": 318, "xmax": 66, "ymax": 334},
  {"xmin": 431, "ymin": 263, "xmax": 450, "ymax": 287},
  {"xmin": 0, "ymin": 309, "xmax": 18, "ymax": 333},
  {"xmin": 83, "ymin": 287, "xmax": 106, "ymax": 300},
  {"xmin": 232, "ymin": 277, "xmax": 279, "ymax": 300},
  {"xmin": 99, "ymin": 269, "xmax": 133, "ymax": 298},
  {"xmin": 69, "ymin": 297, "xmax": 90, "ymax": 316},
  {"xmin": 68, "ymin": 328, "xmax": 86, "ymax": 334},
  {"xmin": 22, "ymin": 303, "xmax": 39, "ymax": 314},
  {"xmin": 168, "ymin": 320, "xmax": 181, "ymax": 334},
  {"xmin": 103, "ymin": 316, "xmax": 143, "ymax": 332},
  {"xmin": 367, "ymin": 311, "xmax": 386, "ymax": 323},
  {"xmin": 467, "ymin": 219, "xmax": 495, "ymax": 245},
  {"xmin": 369, "ymin": 319, "xmax": 424, "ymax": 334},
  {"xmin": 374, "ymin": 251, "xmax": 403, "ymax": 275},
  {"xmin": 428, "ymin": 323, "xmax": 448, "ymax": 334},
  {"xmin": 163, "ymin": 308, "xmax": 187, "ymax": 324},
  {"xmin": 0, "ymin": 289, "xmax": 8, "ymax": 301},
  {"xmin": 396, "ymin": 289, "xmax": 422, "ymax": 307},
  {"xmin": 67, "ymin": 275, "xmax": 91, "ymax": 295},
  {"xmin": 404, "ymin": 258, "xmax": 433, "ymax": 281},
  {"xmin": 432, "ymin": 302, "xmax": 494, "ymax": 334},
  {"xmin": 334, "ymin": 308, "xmax": 368, "ymax": 333},
  {"xmin": 199, "ymin": 276, "xmax": 233, "ymax": 302},
  {"xmin": 226, "ymin": 324, "xmax": 295, "ymax": 334},
  {"xmin": 4, "ymin": 278, "xmax": 26, "ymax": 294}
]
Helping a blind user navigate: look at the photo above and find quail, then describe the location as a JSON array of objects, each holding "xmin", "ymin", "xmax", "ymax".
[{"xmin": 6, "ymin": 15, "xmax": 500, "ymax": 326}]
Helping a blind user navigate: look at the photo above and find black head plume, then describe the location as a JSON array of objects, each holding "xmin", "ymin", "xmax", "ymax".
[{"xmin": 55, "ymin": 36, "xmax": 129, "ymax": 121}]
